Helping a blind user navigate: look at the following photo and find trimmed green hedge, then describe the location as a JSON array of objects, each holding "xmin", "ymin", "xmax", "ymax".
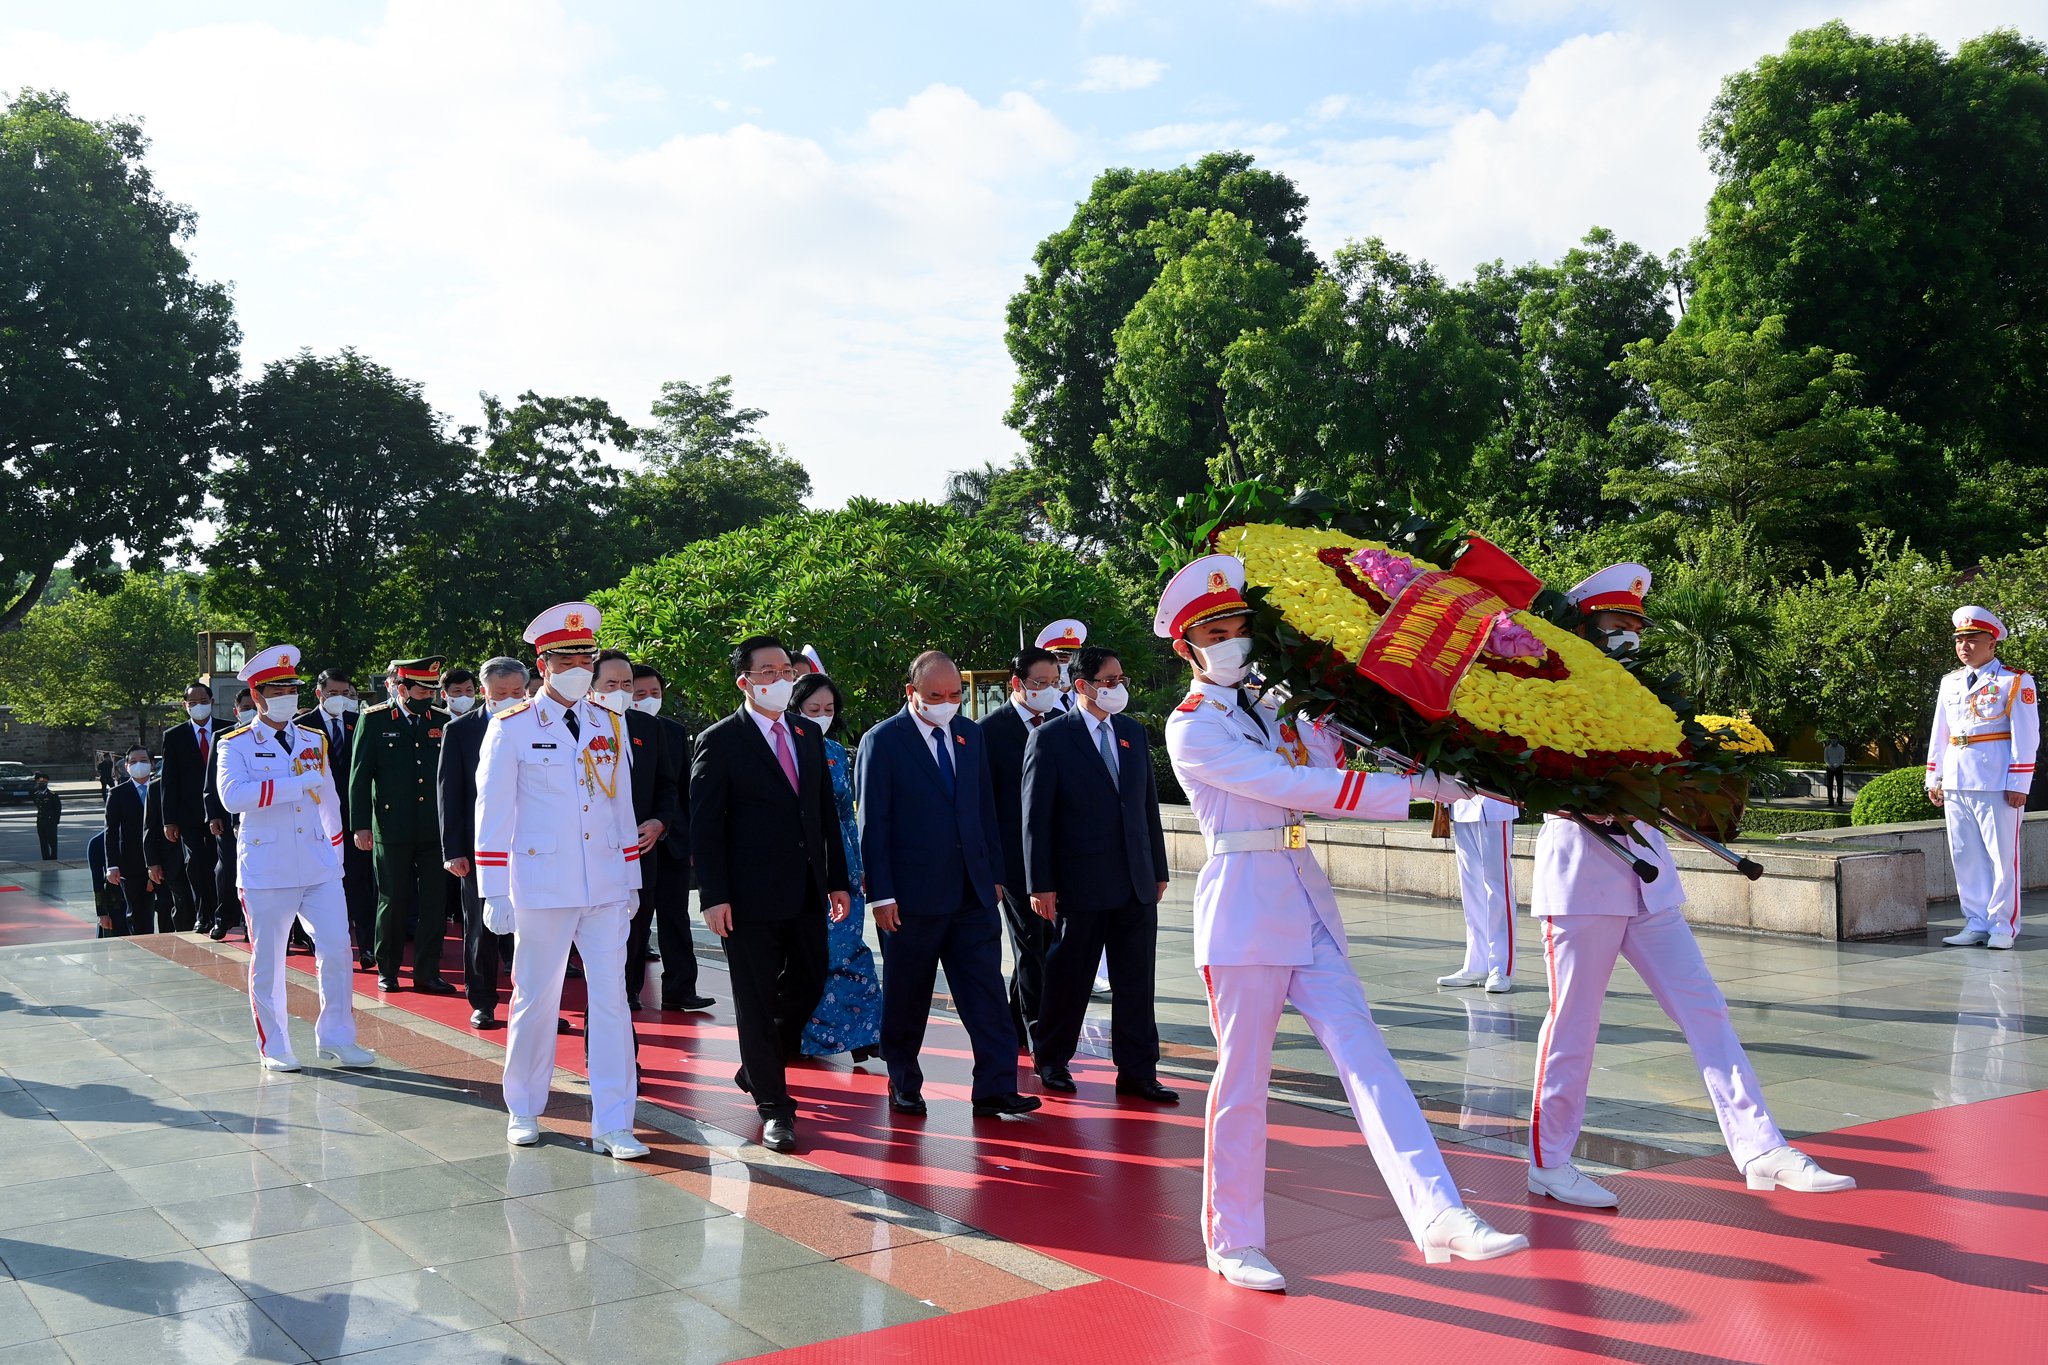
[
  {"xmin": 1737, "ymin": 806, "xmax": 1851, "ymax": 836},
  {"xmin": 1851, "ymin": 766, "xmax": 1941, "ymax": 826}
]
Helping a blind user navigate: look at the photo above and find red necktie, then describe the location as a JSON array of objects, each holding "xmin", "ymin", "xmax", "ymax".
[
  {"xmin": 197, "ymin": 724, "xmax": 209, "ymax": 763},
  {"xmin": 1030, "ymin": 714, "xmax": 1045, "ymax": 728},
  {"xmin": 771, "ymin": 720, "xmax": 799, "ymax": 792}
]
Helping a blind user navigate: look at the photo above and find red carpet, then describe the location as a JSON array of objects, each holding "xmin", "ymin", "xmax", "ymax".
[
  {"xmin": 321, "ymin": 935, "xmax": 2048, "ymax": 1364},
  {"xmin": 0, "ymin": 885, "xmax": 98, "ymax": 946}
]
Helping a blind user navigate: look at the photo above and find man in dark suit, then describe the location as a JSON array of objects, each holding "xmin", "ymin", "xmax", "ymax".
[
  {"xmin": 859, "ymin": 650, "xmax": 1041, "ymax": 1120},
  {"xmin": 304, "ymin": 668, "xmax": 376, "ymax": 967},
  {"xmin": 1023, "ymin": 645, "xmax": 1176, "ymax": 1102},
  {"xmin": 979, "ymin": 645, "xmax": 1065, "ymax": 1054},
  {"xmin": 631, "ymin": 663, "xmax": 711, "ymax": 1011},
  {"xmin": 201, "ymin": 688, "xmax": 254, "ymax": 942},
  {"xmin": 590, "ymin": 651, "xmax": 685, "ymax": 1011},
  {"xmin": 142, "ymin": 777, "xmax": 183, "ymax": 931},
  {"xmin": 438, "ymin": 657, "xmax": 532, "ymax": 1027},
  {"xmin": 87, "ymin": 831, "xmax": 121, "ymax": 936},
  {"xmin": 691, "ymin": 634, "xmax": 850, "ymax": 1153},
  {"xmin": 157, "ymin": 681, "xmax": 221, "ymax": 932},
  {"xmin": 101, "ymin": 746, "xmax": 156, "ymax": 935}
]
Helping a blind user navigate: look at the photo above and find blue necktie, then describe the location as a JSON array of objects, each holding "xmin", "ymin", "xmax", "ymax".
[
  {"xmin": 1097, "ymin": 719, "xmax": 1120, "ymax": 789},
  {"xmin": 930, "ymin": 725, "xmax": 956, "ymax": 800}
]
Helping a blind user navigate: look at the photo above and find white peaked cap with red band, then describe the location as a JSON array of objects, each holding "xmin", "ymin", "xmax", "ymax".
[
  {"xmin": 1154, "ymin": 553, "xmax": 1251, "ymax": 639},
  {"xmin": 1035, "ymin": 618, "xmax": 1088, "ymax": 651},
  {"xmin": 1568, "ymin": 563, "xmax": 1653, "ymax": 622},
  {"xmin": 800, "ymin": 644, "xmax": 824, "ymax": 672},
  {"xmin": 239, "ymin": 645, "xmax": 304, "ymax": 687},
  {"xmin": 524, "ymin": 601, "xmax": 601, "ymax": 654},
  {"xmin": 1952, "ymin": 605, "xmax": 2005, "ymax": 640}
]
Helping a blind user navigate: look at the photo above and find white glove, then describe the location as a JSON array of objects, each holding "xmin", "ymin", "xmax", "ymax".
[
  {"xmin": 1408, "ymin": 769, "xmax": 1471, "ymax": 804},
  {"xmin": 483, "ymin": 895, "xmax": 516, "ymax": 935}
]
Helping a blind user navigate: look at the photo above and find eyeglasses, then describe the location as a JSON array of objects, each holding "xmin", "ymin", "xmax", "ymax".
[
  {"xmin": 1087, "ymin": 676, "xmax": 1128, "ymax": 689},
  {"xmin": 745, "ymin": 668, "xmax": 797, "ymax": 683}
]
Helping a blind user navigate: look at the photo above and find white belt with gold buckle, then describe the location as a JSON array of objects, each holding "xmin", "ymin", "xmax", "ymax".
[{"xmin": 1210, "ymin": 824, "xmax": 1308, "ymax": 855}]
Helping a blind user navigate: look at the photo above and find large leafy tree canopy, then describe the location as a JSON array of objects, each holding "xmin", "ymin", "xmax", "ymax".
[
  {"xmin": 0, "ymin": 89, "xmax": 240, "ymax": 631},
  {"xmin": 0, "ymin": 575, "xmax": 201, "ymax": 739}
]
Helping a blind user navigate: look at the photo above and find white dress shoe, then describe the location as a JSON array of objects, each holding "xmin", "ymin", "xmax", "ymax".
[
  {"xmin": 1206, "ymin": 1245, "xmax": 1286, "ymax": 1292},
  {"xmin": 1746, "ymin": 1145, "xmax": 1855, "ymax": 1193},
  {"xmin": 317, "ymin": 1043, "xmax": 376, "ymax": 1068},
  {"xmin": 507, "ymin": 1115, "xmax": 541, "ymax": 1146},
  {"xmin": 1484, "ymin": 970, "xmax": 1512, "ymax": 993},
  {"xmin": 1436, "ymin": 969, "xmax": 1486, "ymax": 988},
  {"xmin": 1528, "ymin": 1161, "xmax": 1620, "ymax": 1208},
  {"xmin": 259, "ymin": 1055, "xmax": 301, "ymax": 1073},
  {"xmin": 1422, "ymin": 1207, "xmax": 1530, "ymax": 1264},
  {"xmin": 1988, "ymin": 933, "xmax": 2016, "ymax": 950},
  {"xmin": 593, "ymin": 1130, "xmax": 649, "ymax": 1160},
  {"xmin": 1943, "ymin": 930, "xmax": 1990, "ymax": 946}
]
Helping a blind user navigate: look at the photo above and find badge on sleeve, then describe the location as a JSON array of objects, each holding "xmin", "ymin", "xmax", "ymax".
[{"xmin": 2025, "ymin": 687, "xmax": 2037, "ymax": 705}]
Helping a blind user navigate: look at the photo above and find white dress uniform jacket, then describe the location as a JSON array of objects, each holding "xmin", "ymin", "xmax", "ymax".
[
  {"xmin": 1450, "ymin": 794, "xmax": 1516, "ymax": 823},
  {"xmin": 1165, "ymin": 681, "xmax": 1408, "ymax": 967},
  {"xmin": 1926, "ymin": 659, "xmax": 2039, "ymax": 794},
  {"xmin": 217, "ymin": 721, "xmax": 343, "ymax": 889},
  {"xmin": 473, "ymin": 694, "xmax": 642, "ymax": 909},
  {"xmin": 1529, "ymin": 815, "xmax": 1686, "ymax": 917}
]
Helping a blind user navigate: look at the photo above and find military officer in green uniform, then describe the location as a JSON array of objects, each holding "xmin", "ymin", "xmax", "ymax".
[{"xmin": 349, "ymin": 657, "xmax": 457, "ymax": 994}]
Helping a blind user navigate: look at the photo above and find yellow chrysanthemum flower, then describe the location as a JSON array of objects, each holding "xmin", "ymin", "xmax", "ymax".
[{"xmin": 1694, "ymin": 714, "xmax": 1774, "ymax": 755}]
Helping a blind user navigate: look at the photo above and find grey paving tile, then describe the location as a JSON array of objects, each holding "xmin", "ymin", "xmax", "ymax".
[
  {"xmin": 203, "ymin": 1222, "xmax": 420, "ymax": 1295},
  {"xmin": 0, "ymin": 1282, "xmax": 50, "ymax": 1350},
  {"xmin": 517, "ymin": 1292, "xmax": 772, "ymax": 1365},
  {"xmin": 0, "ymin": 1133, "xmax": 108, "ymax": 1185},
  {"xmin": 517, "ymin": 1178, "xmax": 722, "ymax": 1239},
  {"xmin": 315, "ymin": 1164, "xmax": 508, "ymax": 1223},
  {"xmin": 452, "ymin": 1144, "xmax": 650, "ymax": 1200},
  {"xmin": 248, "ymin": 1268, "xmax": 500, "ymax": 1359},
  {"xmin": 0, "ymin": 1339, "xmax": 68, "ymax": 1364},
  {"xmin": 0, "ymin": 1207, "xmax": 192, "ymax": 1280},
  {"xmin": 265, "ymin": 1129, "xmax": 441, "ymax": 1184},
  {"xmin": 16, "ymin": 1247, "xmax": 244, "ymax": 1336},
  {"xmin": 596, "ymin": 1214, "xmax": 822, "ymax": 1290},
  {"xmin": 0, "ymin": 1169, "xmax": 150, "ymax": 1234},
  {"xmin": 683, "ymin": 1259, "xmax": 942, "ymax": 1349},
  {"xmin": 323, "ymin": 1322, "xmax": 563, "ymax": 1364},
  {"xmin": 435, "ymin": 1241, "xmax": 670, "ymax": 1322},
  {"xmin": 51, "ymin": 1299, "xmax": 310, "ymax": 1365},
  {"xmin": 114, "ymin": 1147, "xmax": 304, "ymax": 1205},
  {"xmin": 82, "ymin": 1121, "xmax": 248, "ymax": 1171},
  {"xmin": 370, "ymin": 1200, "xmax": 574, "ymax": 1268},
  {"xmin": 155, "ymin": 1183, "xmax": 356, "ymax": 1249},
  {"xmin": 54, "ymin": 1094, "xmax": 212, "ymax": 1141}
]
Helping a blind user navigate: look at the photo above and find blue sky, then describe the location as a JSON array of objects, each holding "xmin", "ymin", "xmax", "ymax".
[{"xmin": 4, "ymin": 0, "xmax": 2039, "ymax": 509}]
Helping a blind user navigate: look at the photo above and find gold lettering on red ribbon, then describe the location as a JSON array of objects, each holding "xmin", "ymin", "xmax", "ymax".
[{"xmin": 1358, "ymin": 571, "xmax": 1507, "ymax": 719}]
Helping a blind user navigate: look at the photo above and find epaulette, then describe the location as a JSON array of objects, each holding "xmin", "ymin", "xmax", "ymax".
[
  {"xmin": 221, "ymin": 723, "xmax": 255, "ymax": 741},
  {"xmin": 1174, "ymin": 693, "xmax": 1204, "ymax": 714},
  {"xmin": 493, "ymin": 700, "xmax": 534, "ymax": 721},
  {"xmin": 363, "ymin": 701, "xmax": 395, "ymax": 715}
]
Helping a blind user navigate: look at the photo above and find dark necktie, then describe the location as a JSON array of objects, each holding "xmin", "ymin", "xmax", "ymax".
[
  {"xmin": 563, "ymin": 706, "xmax": 580, "ymax": 741},
  {"xmin": 1969, "ymin": 671, "xmax": 1979, "ymax": 689},
  {"xmin": 1029, "ymin": 713, "xmax": 1045, "ymax": 729},
  {"xmin": 930, "ymin": 725, "xmax": 956, "ymax": 800},
  {"xmin": 1238, "ymin": 690, "xmax": 1268, "ymax": 737}
]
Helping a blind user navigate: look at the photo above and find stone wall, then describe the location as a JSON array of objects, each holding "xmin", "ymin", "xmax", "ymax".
[
  {"xmin": 0, "ymin": 706, "xmax": 184, "ymax": 775},
  {"xmin": 1779, "ymin": 812, "xmax": 2048, "ymax": 905}
]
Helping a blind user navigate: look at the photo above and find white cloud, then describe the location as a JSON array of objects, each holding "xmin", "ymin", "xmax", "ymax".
[
  {"xmin": 737, "ymin": 51, "xmax": 774, "ymax": 71},
  {"xmin": 1077, "ymin": 54, "xmax": 1167, "ymax": 92}
]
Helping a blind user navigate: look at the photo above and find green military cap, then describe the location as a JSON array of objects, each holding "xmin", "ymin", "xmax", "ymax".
[{"xmin": 389, "ymin": 656, "xmax": 445, "ymax": 686}]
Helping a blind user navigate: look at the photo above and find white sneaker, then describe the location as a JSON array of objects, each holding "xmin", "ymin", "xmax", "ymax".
[
  {"xmin": 507, "ymin": 1115, "xmax": 541, "ymax": 1146},
  {"xmin": 1205, "ymin": 1245, "xmax": 1286, "ymax": 1292},
  {"xmin": 1943, "ymin": 930, "xmax": 1990, "ymax": 946},
  {"xmin": 1436, "ymin": 969, "xmax": 1486, "ymax": 988},
  {"xmin": 1484, "ymin": 970, "xmax": 1512, "ymax": 994},
  {"xmin": 259, "ymin": 1055, "xmax": 300, "ymax": 1073},
  {"xmin": 593, "ymin": 1130, "xmax": 649, "ymax": 1160},
  {"xmin": 1988, "ymin": 933, "xmax": 2016, "ymax": 950},
  {"xmin": 1528, "ymin": 1161, "xmax": 1619, "ymax": 1208},
  {"xmin": 317, "ymin": 1044, "xmax": 376, "ymax": 1068},
  {"xmin": 1746, "ymin": 1145, "xmax": 1855, "ymax": 1193},
  {"xmin": 1421, "ymin": 1207, "xmax": 1530, "ymax": 1264}
]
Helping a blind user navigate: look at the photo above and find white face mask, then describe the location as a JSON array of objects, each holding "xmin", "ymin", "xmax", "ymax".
[
  {"xmin": 486, "ymin": 694, "xmax": 523, "ymax": 716},
  {"xmin": 1020, "ymin": 686, "xmax": 1061, "ymax": 714},
  {"xmin": 1604, "ymin": 629, "xmax": 1641, "ymax": 656},
  {"xmin": 1192, "ymin": 636, "xmax": 1255, "ymax": 687},
  {"xmin": 320, "ymin": 695, "xmax": 354, "ymax": 717},
  {"xmin": 1056, "ymin": 662, "xmax": 1072, "ymax": 690},
  {"xmin": 128, "ymin": 761, "xmax": 152, "ymax": 782},
  {"xmin": 235, "ymin": 708, "xmax": 258, "ymax": 727},
  {"xmin": 444, "ymin": 694, "xmax": 476, "ymax": 714},
  {"xmin": 187, "ymin": 701, "xmax": 212, "ymax": 721},
  {"xmin": 749, "ymin": 678, "xmax": 795, "ymax": 714},
  {"xmin": 549, "ymin": 666, "xmax": 593, "ymax": 702},
  {"xmin": 264, "ymin": 695, "xmax": 299, "ymax": 723},
  {"xmin": 591, "ymin": 688, "xmax": 630, "ymax": 715},
  {"xmin": 915, "ymin": 698, "xmax": 960, "ymax": 728},
  {"xmin": 804, "ymin": 710, "xmax": 835, "ymax": 734},
  {"xmin": 631, "ymin": 695, "xmax": 663, "ymax": 715},
  {"xmin": 1089, "ymin": 684, "xmax": 1129, "ymax": 715}
]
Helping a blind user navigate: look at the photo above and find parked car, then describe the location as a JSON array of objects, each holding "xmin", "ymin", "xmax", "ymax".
[{"xmin": 0, "ymin": 762, "xmax": 36, "ymax": 806}]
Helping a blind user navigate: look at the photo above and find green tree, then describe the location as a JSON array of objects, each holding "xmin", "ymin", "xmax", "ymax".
[
  {"xmin": 203, "ymin": 349, "xmax": 464, "ymax": 678},
  {"xmin": 0, "ymin": 574, "xmax": 201, "ymax": 739},
  {"xmin": 614, "ymin": 376, "xmax": 813, "ymax": 562},
  {"xmin": 942, "ymin": 459, "xmax": 1072, "ymax": 548},
  {"xmin": 0, "ymin": 89, "xmax": 240, "ymax": 631},
  {"xmin": 1004, "ymin": 153, "xmax": 1318, "ymax": 544},
  {"xmin": 595, "ymin": 500, "xmax": 1149, "ymax": 728}
]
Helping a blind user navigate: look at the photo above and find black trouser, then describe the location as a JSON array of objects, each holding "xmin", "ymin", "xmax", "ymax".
[
  {"xmin": 373, "ymin": 836, "xmax": 448, "ymax": 982},
  {"xmin": 342, "ymin": 836, "xmax": 376, "ymax": 956},
  {"xmin": 35, "ymin": 819, "xmax": 57, "ymax": 861},
  {"xmin": 1825, "ymin": 767, "xmax": 1846, "ymax": 806},
  {"xmin": 725, "ymin": 909, "xmax": 828, "ymax": 1120},
  {"xmin": 116, "ymin": 867, "xmax": 163, "ymax": 934},
  {"xmin": 1035, "ymin": 897, "xmax": 1160, "ymax": 1082},
  {"xmin": 180, "ymin": 829, "xmax": 218, "ymax": 928},
  {"xmin": 879, "ymin": 896, "xmax": 1017, "ymax": 1101},
  {"xmin": 999, "ymin": 884, "xmax": 1054, "ymax": 1053},
  {"xmin": 460, "ymin": 871, "xmax": 511, "ymax": 1011},
  {"xmin": 214, "ymin": 829, "xmax": 241, "ymax": 931},
  {"xmin": 628, "ymin": 848, "xmax": 701, "ymax": 1004}
]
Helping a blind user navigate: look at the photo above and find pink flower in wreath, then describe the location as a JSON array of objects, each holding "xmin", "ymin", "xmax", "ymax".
[
  {"xmin": 1483, "ymin": 614, "xmax": 1546, "ymax": 661},
  {"xmin": 1347, "ymin": 547, "xmax": 1421, "ymax": 598}
]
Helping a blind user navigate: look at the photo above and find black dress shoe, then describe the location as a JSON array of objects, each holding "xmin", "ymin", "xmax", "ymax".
[
  {"xmin": 556, "ymin": 1017, "xmax": 572, "ymax": 1034},
  {"xmin": 888, "ymin": 1086, "xmax": 927, "ymax": 1116},
  {"xmin": 661, "ymin": 994, "xmax": 716, "ymax": 1012},
  {"xmin": 564, "ymin": 962, "xmax": 583, "ymax": 980},
  {"xmin": 734, "ymin": 1067, "xmax": 752, "ymax": 1095},
  {"xmin": 469, "ymin": 1008, "xmax": 495, "ymax": 1028},
  {"xmin": 208, "ymin": 923, "xmax": 229, "ymax": 941},
  {"xmin": 645, "ymin": 947, "xmax": 661, "ymax": 962},
  {"xmin": 850, "ymin": 1045, "xmax": 880, "ymax": 1063},
  {"xmin": 1035, "ymin": 1065, "xmax": 1078, "ymax": 1094},
  {"xmin": 1116, "ymin": 1077, "xmax": 1181, "ymax": 1104},
  {"xmin": 357, "ymin": 952, "xmax": 376, "ymax": 971},
  {"xmin": 378, "ymin": 976, "xmax": 400, "ymax": 992},
  {"xmin": 972, "ymin": 1092, "xmax": 1044, "ymax": 1118},
  {"xmin": 627, "ymin": 996, "xmax": 644, "ymax": 1012},
  {"xmin": 417, "ymin": 978, "xmax": 457, "ymax": 996},
  {"xmin": 762, "ymin": 1118, "xmax": 797, "ymax": 1153}
]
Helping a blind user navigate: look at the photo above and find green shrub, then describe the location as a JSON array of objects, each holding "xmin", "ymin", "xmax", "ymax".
[
  {"xmin": 1736, "ymin": 806, "xmax": 1851, "ymax": 836},
  {"xmin": 1851, "ymin": 766, "xmax": 1941, "ymax": 825}
]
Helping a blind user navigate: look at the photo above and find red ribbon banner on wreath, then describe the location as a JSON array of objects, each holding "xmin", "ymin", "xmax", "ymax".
[{"xmin": 1356, "ymin": 536, "xmax": 1542, "ymax": 720}]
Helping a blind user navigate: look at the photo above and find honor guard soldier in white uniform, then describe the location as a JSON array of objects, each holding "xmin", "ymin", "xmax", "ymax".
[
  {"xmin": 1036, "ymin": 619, "xmax": 1087, "ymax": 708},
  {"xmin": 1928, "ymin": 606, "xmax": 2038, "ymax": 948},
  {"xmin": 217, "ymin": 645, "xmax": 375, "ymax": 1073},
  {"xmin": 1527, "ymin": 564, "xmax": 1853, "ymax": 1209},
  {"xmin": 1437, "ymin": 794, "xmax": 1518, "ymax": 992},
  {"xmin": 475, "ymin": 601, "xmax": 649, "ymax": 1159},
  {"xmin": 1159, "ymin": 553, "xmax": 1527, "ymax": 1292}
]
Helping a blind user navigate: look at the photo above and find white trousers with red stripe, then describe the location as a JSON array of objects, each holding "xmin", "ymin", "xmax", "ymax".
[
  {"xmin": 1452, "ymin": 820, "xmax": 1516, "ymax": 978},
  {"xmin": 245, "ymin": 881, "xmax": 357, "ymax": 1065},
  {"xmin": 1201, "ymin": 922, "xmax": 1462, "ymax": 1253},
  {"xmin": 504, "ymin": 900, "xmax": 636, "ymax": 1136},
  {"xmin": 1945, "ymin": 791, "xmax": 2024, "ymax": 937},
  {"xmin": 1530, "ymin": 909, "xmax": 1784, "ymax": 1173}
]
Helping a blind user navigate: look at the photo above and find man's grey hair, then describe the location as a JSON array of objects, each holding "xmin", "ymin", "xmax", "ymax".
[
  {"xmin": 908, "ymin": 649, "xmax": 957, "ymax": 685},
  {"xmin": 480, "ymin": 656, "xmax": 528, "ymax": 685}
]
